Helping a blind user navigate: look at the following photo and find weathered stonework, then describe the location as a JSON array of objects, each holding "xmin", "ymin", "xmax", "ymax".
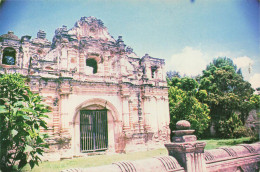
[
  {"xmin": 165, "ymin": 120, "xmax": 207, "ymax": 172},
  {"xmin": 61, "ymin": 120, "xmax": 260, "ymax": 172},
  {"xmin": 0, "ymin": 16, "xmax": 170, "ymax": 157}
]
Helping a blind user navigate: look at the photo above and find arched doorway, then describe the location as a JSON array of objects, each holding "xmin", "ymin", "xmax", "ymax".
[
  {"xmin": 80, "ymin": 109, "xmax": 108, "ymax": 152},
  {"xmin": 73, "ymin": 98, "xmax": 119, "ymax": 154}
]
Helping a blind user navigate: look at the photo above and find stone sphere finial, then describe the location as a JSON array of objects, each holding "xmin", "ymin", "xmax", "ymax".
[
  {"xmin": 173, "ymin": 120, "xmax": 195, "ymax": 137},
  {"xmin": 176, "ymin": 120, "xmax": 191, "ymax": 130}
]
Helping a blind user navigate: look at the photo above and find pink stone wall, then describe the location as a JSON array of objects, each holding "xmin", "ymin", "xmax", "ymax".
[{"xmin": 0, "ymin": 16, "xmax": 170, "ymax": 157}]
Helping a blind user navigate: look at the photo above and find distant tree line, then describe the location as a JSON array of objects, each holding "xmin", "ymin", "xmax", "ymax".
[{"xmin": 167, "ymin": 57, "xmax": 260, "ymax": 139}]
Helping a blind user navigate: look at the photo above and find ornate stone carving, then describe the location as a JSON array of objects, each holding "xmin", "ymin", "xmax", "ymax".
[{"xmin": 0, "ymin": 16, "xmax": 169, "ymax": 155}]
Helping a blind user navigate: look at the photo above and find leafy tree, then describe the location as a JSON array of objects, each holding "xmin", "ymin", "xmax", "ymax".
[
  {"xmin": 218, "ymin": 113, "xmax": 243, "ymax": 138},
  {"xmin": 168, "ymin": 76, "xmax": 210, "ymax": 138},
  {"xmin": 0, "ymin": 74, "xmax": 49, "ymax": 171},
  {"xmin": 166, "ymin": 70, "xmax": 181, "ymax": 80},
  {"xmin": 217, "ymin": 112, "xmax": 254, "ymax": 139},
  {"xmin": 199, "ymin": 57, "xmax": 259, "ymax": 137}
]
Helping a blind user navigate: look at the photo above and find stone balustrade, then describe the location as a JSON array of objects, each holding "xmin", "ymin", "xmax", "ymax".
[{"xmin": 61, "ymin": 120, "xmax": 260, "ymax": 172}]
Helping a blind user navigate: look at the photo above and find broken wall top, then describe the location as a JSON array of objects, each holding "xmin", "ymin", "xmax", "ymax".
[{"xmin": 0, "ymin": 16, "xmax": 167, "ymax": 86}]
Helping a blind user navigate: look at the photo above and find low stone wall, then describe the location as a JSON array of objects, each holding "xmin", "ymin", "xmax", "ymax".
[
  {"xmin": 61, "ymin": 121, "xmax": 260, "ymax": 172},
  {"xmin": 205, "ymin": 143, "xmax": 260, "ymax": 172},
  {"xmin": 61, "ymin": 156, "xmax": 185, "ymax": 172},
  {"xmin": 61, "ymin": 142, "xmax": 259, "ymax": 172}
]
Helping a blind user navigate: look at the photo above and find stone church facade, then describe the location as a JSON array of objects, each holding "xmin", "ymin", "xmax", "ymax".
[{"xmin": 0, "ymin": 17, "xmax": 170, "ymax": 156}]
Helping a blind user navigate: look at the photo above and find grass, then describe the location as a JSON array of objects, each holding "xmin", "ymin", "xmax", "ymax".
[
  {"xmin": 201, "ymin": 137, "xmax": 253, "ymax": 150},
  {"xmin": 21, "ymin": 137, "xmax": 256, "ymax": 172},
  {"xmin": 21, "ymin": 148, "xmax": 168, "ymax": 172}
]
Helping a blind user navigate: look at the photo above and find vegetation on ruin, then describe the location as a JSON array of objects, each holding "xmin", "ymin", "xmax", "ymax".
[
  {"xmin": 0, "ymin": 74, "xmax": 50, "ymax": 171},
  {"xmin": 167, "ymin": 57, "xmax": 260, "ymax": 139}
]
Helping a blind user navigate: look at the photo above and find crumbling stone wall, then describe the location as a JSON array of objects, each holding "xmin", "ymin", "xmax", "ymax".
[
  {"xmin": 204, "ymin": 143, "xmax": 259, "ymax": 171},
  {"xmin": 0, "ymin": 16, "xmax": 170, "ymax": 156},
  {"xmin": 61, "ymin": 120, "xmax": 259, "ymax": 172}
]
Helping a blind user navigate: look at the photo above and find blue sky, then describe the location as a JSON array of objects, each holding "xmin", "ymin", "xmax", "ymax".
[{"xmin": 0, "ymin": 0, "xmax": 259, "ymax": 89}]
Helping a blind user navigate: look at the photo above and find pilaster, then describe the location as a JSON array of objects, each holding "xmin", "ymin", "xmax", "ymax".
[{"xmin": 122, "ymin": 95, "xmax": 130, "ymax": 131}]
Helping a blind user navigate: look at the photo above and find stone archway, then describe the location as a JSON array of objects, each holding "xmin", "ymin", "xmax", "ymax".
[{"xmin": 72, "ymin": 98, "xmax": 120, "ymax": 155}]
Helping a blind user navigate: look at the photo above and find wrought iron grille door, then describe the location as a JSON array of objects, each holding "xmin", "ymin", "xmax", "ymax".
[{"xmin": 80, "ymin": 110, "xmax": 108, "ymax": 152}]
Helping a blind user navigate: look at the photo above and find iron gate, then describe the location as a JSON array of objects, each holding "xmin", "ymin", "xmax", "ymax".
[{"xmin": 80, "ymin": 110, "xmax": 108, "ymax": 152}]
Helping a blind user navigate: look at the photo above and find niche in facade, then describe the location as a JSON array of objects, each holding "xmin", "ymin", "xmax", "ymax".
[
  {"xmin": 151, "ymin": 66, "xmax": 158, "ymax": 78},
  {"xmin": 86, "ymin": 58, "xmax": 98, "ymax": 74},
  {"xmin": 2, "ymin": 47, "xmax": 16, "ymax": 65}
]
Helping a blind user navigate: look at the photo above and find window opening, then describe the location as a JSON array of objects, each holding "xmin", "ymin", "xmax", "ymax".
[
  {"xmin": 86, "ymin": 58, "xmax": 98, "ymax": 74},
  {"xmin": 2, "ymin": 47, "xmax": 16, "ymax": 65},
  {"xmin": 151, "ymin": 66, "xmax": 157, "ymax": 78}
]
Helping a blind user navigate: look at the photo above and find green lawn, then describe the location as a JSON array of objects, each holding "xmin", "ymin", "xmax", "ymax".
[
  {"xmin": 22, "ymin": 137, "xmax": 255, "ymax": 172},
  {"xmin": 202, "ymin": 137, "xmax": 253, "ymax": 150},
  {"xmin": 21, "ymin": 148, "xmax": 168, "ymax": 172}
]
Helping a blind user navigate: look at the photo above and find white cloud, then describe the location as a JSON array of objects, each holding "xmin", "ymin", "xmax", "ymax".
[
  {"xmin": 233, "ymin": 56, "xmax": 254, "ymax": 69},
  {"xmin": 233, "ymin": 56, "xmax": 255, "ymax": 82},
  {"xmin": 166, "ymin": 49, "xmax": 259, "ymax": 91},
  {"xmin": 166, "ymin": 46, "xmax": 208, "ymax": 76},
  {"xmin": 249, "ymin": 73, "xmax": 260, "ymax": 90}
]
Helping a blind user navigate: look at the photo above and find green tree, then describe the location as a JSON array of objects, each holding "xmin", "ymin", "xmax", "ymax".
[
  {"xmin": 199, "ymin": 57, "xmax": 259, "ymax": 137},
  {"xmin": 218, "ymin": 112, "xmax": 243, "ymax": 138},
  {"xmin": 168, "ymin": 77, "xmax": 210, "ymax": 138},
  {"xmin": 0, "ymin": 74, "xmax": 50, "ymax": 171},
  {"xmin": 166, "ymin": 70, "xmax": 181, "ymax": 80}
]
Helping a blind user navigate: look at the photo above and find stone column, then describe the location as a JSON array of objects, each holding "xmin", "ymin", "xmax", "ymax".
[
  {"xmin": 143, "ymin": 96, "xmax": 151, "ymax": 131},
  {"xmin": 165, "ymin": 120, "xmax": 207, "ymax": 172},
  {"xmin": 122, "ymin": 96, "xmax": 130, "ymax": 130}
]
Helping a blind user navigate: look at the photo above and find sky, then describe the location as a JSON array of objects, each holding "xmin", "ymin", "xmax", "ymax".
[{"xmin": 0, "ymin": 0, "xmax": 259, "ymax": 89}]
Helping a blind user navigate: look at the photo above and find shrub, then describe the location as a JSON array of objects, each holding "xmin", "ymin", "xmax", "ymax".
[
  {"xmin": 217, "ymin": 113, "xmax": 248, "ymax": 139},
  {"xmin": 233, "ymin": 126, "xmax": 253, "ymax": 138},
  {"xmin": 0, "ymin": 74, "xmax": 50, "ymax": 171}
]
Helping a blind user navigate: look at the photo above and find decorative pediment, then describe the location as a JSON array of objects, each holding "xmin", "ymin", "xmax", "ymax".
[{"xmin": 68, "ymin": 17, "xmax": 114, "ymax": 41}]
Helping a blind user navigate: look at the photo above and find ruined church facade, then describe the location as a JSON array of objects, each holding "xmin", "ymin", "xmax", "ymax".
[{"xmin": 0, "ymin": 17, "xmax": 170, "ymax": 156}]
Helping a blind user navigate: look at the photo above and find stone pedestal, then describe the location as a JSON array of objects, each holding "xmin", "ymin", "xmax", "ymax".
[{"xmin": 165, "ymin": 120, "xmax": 207, "ymax": 172}]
